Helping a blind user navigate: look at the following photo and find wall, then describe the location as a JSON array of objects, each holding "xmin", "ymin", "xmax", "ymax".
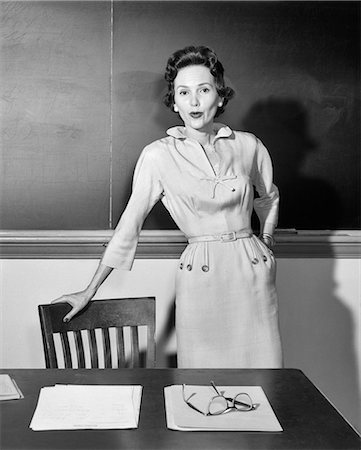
[{"xmin": 0, "ymin": 257, "xmax": 360, "ymax": 432}]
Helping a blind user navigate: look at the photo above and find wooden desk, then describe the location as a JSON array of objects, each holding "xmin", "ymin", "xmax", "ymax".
[{"xmin": 0, "ymin": 369, "xmax": 359, "ymax": 450}]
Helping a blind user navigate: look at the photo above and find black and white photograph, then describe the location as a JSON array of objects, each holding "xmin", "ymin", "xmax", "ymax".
[{"xmin": 0, "ymin": 1, "xmax": 360, "ymax": 448}]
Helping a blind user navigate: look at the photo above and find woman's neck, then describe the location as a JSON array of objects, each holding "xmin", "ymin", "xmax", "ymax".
[{"xmin": 184, "ymin": 125, "xmax": 215, "ymax": 146}]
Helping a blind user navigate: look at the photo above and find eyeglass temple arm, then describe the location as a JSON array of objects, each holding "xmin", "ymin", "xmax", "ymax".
[
  {"xmin": 182, "ymin": 384, "xmax": 208, "ymax": 416},
  {"xmin": 229, "ymin": 397, "xmax": 253, "ymax": 408},
  {"xmin": 210, "ymin": 380, "xmax": 222, "ymax": 396}
]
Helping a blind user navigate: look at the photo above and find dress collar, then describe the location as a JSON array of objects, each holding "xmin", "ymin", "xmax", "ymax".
[{"xmin": 166, "ymin": 123, "xmax": 233, "ymax": 141}]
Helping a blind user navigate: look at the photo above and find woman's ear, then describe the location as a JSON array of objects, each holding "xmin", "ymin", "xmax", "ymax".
[
  {"xmin": 173, "ymin": 104, "xmax": 179, "ymax": 113},
  {"xmin": 218, "ymin": 99, "xmax": 223, "ymax": 107}
]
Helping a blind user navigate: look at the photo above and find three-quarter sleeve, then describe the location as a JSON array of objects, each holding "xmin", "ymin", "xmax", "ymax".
[
  {"xmin": 101, "ymin": 145, "xmax": 164, "ymax": 270},
  {"xmin": 252, "ymin": 138, "xmax": 279, "ymax": 231}
]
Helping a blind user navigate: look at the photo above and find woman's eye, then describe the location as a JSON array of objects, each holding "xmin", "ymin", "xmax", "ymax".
[
  {"xmin": 179, "ymin": 90, "xmax": 188, "ymax": 96},
  {"xmin": 200, "ymin": 87, "xmax": 210, "ymax": 93}
]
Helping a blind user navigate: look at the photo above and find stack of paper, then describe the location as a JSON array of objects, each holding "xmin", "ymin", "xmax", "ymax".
[
  {"xmin": 30, "ymin": 384, "xmax": 142, "ymax": 431},
  {"xmin": 0, "ymin": 374, "xmax": 24, "ymax": 401},
  {"xmin": 164, "ymin": 385, "xmax": 283, "ymax": 431}
]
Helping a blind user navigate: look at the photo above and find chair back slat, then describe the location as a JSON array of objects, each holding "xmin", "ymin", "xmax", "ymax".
[
  {"xmin": 102, "ymin": 328, "xmax": 112, "ymax": 368},
  {"xmin": 74, "ymin": 330, "xmax": 85, "ymax": 368},
  {"xmin": 88, "ymin": 329, "xmax": 98, "ymax": 368},
  {"xmin": 38, "ymin": 298, "xmax": 156, "ymax": 368},
  {"xmin": 130, "ymin": 326, "xmax": 140, "ymax": 368},
  {"xmin": 60, "ymin": 332, "xmax": 72, "ymax": 368},
  {"xmin": 116, "ymin": 328, "xmax": 126, "ymax": 368},
  {"xmin": 146, "ymin": 325, "xmax": 155, "ymax": 368}
]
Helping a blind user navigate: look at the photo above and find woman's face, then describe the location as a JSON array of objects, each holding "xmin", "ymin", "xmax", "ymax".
[{"xmin": 173, "ymin": 65, "xmax": 221, "ymax": 135}]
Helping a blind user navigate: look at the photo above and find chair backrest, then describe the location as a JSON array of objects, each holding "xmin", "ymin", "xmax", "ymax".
[{"xmin": 38, "ymin": 297, "xmax": 156, "ymax": 368}]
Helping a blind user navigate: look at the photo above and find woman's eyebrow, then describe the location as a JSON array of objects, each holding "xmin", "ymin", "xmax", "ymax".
[{"xmin": 176, "ymin": 82, "xmax": 212, "ymax": 89}]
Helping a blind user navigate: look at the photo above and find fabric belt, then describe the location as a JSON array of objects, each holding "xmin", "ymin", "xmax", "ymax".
[{"xmin": 188, "ymin": 230, "xmax": 252, "ymax": 244}]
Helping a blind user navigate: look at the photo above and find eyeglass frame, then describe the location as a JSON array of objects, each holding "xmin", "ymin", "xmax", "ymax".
[{"xmin": 182, "ymin": 381, "xmax": 256, "ymax": 416}]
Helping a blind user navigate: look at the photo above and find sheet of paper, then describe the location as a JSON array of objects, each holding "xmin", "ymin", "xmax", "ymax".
[
  {"xmin": 53, "ymin": 385, "xmax": 143, "ymax": 426},
  {"xmin": 0, "ymin": 374, "xmax": 24, "ymax": 401},
  {"xmin": 30, "ymin": 384, "xmax": 142, "ymax": 431},
  {"xmin": 164, "ymin": 385, "xmax": 283, "ymax": 432}
]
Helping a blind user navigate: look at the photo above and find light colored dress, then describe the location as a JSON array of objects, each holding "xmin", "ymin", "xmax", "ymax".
[{"xmin": 101, "ymin": 123, "xmax": 283, "ymax": 368}]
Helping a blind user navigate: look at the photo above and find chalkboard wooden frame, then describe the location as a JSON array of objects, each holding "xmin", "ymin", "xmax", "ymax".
[{"xmin": 0, "ymin": 230, "xmax": 360, "ymax": 259}]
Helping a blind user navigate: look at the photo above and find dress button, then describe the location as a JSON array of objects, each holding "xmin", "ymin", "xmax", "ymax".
[
  {"xmin": 252, "ymin": 258, "xmax": 259, "ymax": 265},
  {"xmin": 179, "ymin": 263, "xmax": 183, "ymax": 270},
  {"xmin": 263, "ymin": 255, "xmax": 268, "ymax": 262},
  {"xmin": 202, "ymin": 265, "xmax": 209, "ymax": 272},
  {"xmin": 187, "ymin": 264, "xmax": 192, "ymax": 271}
]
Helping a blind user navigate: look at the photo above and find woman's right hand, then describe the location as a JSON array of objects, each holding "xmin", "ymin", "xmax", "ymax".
[{"xmin": 51, "ymin": 287, "xmax": 96, "ymax": 323}]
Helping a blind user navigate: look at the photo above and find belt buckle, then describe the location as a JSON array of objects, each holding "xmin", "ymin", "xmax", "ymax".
[{"xmin": 220, "ymin": 231, "xmax": 236, "ymax": 242}]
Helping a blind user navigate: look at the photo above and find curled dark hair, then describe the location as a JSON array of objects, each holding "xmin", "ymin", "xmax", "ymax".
[{"xmin": 163, "ymin": 46, "xmax": 235, "ymax": 117}]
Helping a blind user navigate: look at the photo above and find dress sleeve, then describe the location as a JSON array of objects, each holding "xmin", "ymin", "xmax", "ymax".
[
  {"xmin": 252, "ymin": 137, "xmax": 279, "ymax": 233},
  {"xmin": 101, "ymin": 145, "xmax": 164, "ymax": 270}
]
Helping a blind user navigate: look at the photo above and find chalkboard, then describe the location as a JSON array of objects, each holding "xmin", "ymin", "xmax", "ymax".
[
  {"xmin": 1, "ymin": 1, "xmax": 360, "ymax": 230},
  {"xmin": 1, "ymin": 1, "xmax": 112, "ymax": 229}
]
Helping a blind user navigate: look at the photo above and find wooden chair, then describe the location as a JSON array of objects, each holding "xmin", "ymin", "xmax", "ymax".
[{"xmin": 38, "ymin": 297, "xmax": 156, "ymax": 368}]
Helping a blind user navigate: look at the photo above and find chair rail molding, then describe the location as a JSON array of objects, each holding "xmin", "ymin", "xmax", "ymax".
[{"xmin": 0, "ymin": 229, "xmax": 360, "ymax": 259}]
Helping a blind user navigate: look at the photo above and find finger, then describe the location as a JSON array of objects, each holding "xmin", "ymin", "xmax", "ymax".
[
  {"xmin": 63, "ymin": 309, "xmax": 75, "ymax": 322},
  {"xmin": 51, "ymin": 296, "xmax": 68, "ymax": 304},
  {"xmin": 63, "ymin": 305, "xmax": 82, "ymax": 323}
]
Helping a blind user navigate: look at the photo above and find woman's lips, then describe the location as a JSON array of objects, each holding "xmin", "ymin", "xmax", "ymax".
[{"xmin": 190, "ymin": 112, "xmax": 203, "ymax": 118}]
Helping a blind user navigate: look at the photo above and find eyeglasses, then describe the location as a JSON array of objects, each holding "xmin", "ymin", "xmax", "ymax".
[{"xmin": 182, "ymin": 381, "xmax": 255, "ymax": 416}]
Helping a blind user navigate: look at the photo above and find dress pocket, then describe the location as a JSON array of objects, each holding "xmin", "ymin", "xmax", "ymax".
[{"xmin": 250, "ymin": 235, "xmax": 275, "ymax": 264}]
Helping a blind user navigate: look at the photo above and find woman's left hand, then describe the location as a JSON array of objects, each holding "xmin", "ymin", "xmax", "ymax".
[{"xmin": 259, "ymin": 233, "xmax": 275, "ymax": 249}]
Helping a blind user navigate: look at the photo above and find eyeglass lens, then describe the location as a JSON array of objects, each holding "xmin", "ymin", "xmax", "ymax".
[
  {"xmin": 234, "ymin": 393, "xmax": 253, "ymax": 411},
  {"xmin": 208, "ymin": 393, "xmax": 253, "ymax": 415},
  {"xmin": 208, "ymin": 395, "xmax": 228, "ymax": 415}
]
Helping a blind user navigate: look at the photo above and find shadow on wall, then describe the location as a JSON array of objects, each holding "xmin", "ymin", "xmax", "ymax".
[
  {"xmin": 242, "ymin": 97, "xmax": 342, "ymax": 230},
  {"xmin": 277, "ymin": 258, "xmax": 360, "ymax": 432},
  {"xmin": 245, "ymin": 98, "xmax": 360, "ymax": 430},
  {"xmin": 157, "ymin": 299, "xmax": 177, "ymax": 368}
]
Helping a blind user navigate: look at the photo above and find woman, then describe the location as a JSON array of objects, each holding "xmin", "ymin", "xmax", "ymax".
[{"xmin": 53, "ymin": 46, "xmax": 283, "ymax": 368}]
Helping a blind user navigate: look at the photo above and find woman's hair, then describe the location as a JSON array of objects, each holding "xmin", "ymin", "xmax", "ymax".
[{"xmin": 163, "ymin": 45, "xmax": 235, "ymax": 117}]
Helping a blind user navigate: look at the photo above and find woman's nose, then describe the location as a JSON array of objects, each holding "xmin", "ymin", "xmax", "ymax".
[{"xmin": 190, "ymin": 93, "xmax": 199, "ymax": 106}]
